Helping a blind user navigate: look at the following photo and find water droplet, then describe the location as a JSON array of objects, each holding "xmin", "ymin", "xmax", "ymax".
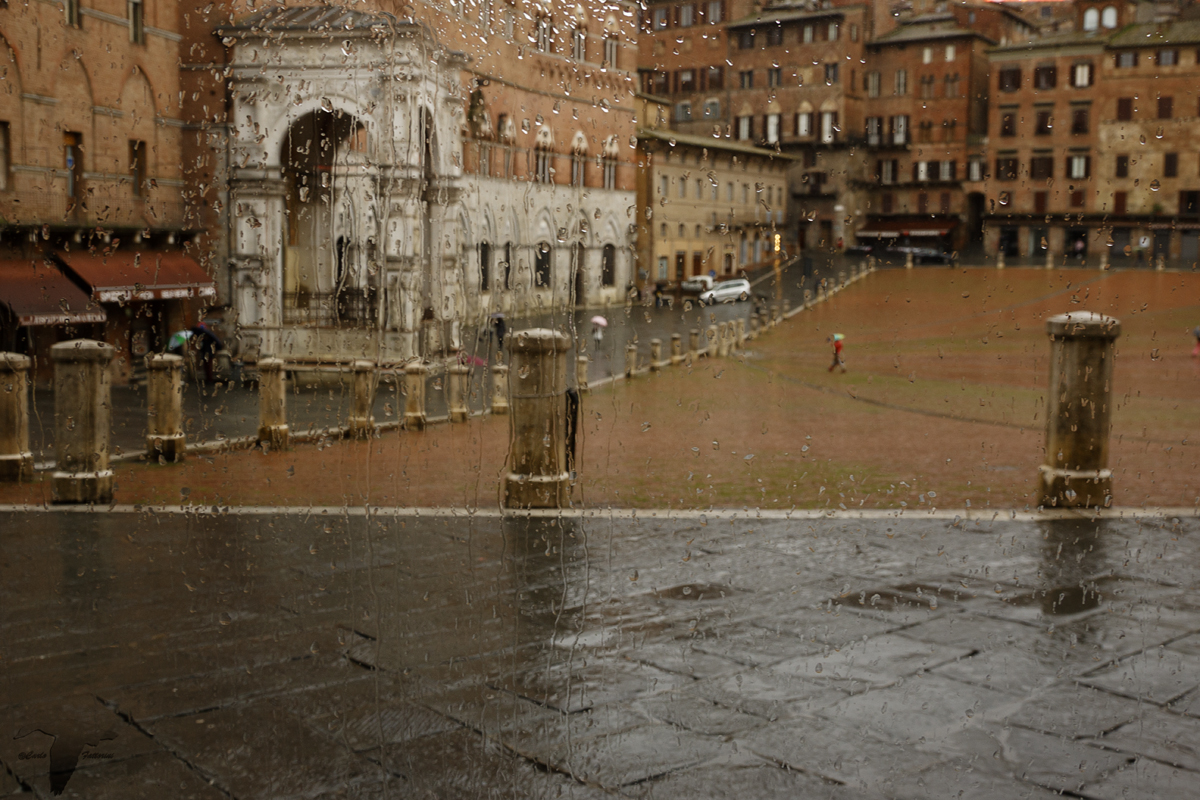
[
  {"xmin": 815, "ymin": 663, "xmax": 823, "ymax": 673},
  {"xmin": 219, "ymin": 612, "xmax": 232, "ymax": 626},
  {"xmin": 1150, "ymin": 180, "xmax": 1161, "ymax": 191}
]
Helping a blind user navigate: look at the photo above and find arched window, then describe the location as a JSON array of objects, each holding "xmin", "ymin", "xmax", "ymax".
[
  {"xmin": 1101, "ymin": 6, "xmax": 1118, "ymax": 28},
  {"xmin": 534, "ymin": 242, "xmax": 552, "ymax": 287},
  {"xmin": 1083, "ymin": 8, "xmax": 1099, "ymax": 31},
  {"xmin": 601, "ymin": 244, "xmax": 616, "ymax": 286},
  {"xmin": 503, "ymin": 242, "xmax": 513, "ymax": 290},
  {"xmin": 479, "ymin": 242, "xmax": 491, "ymax": 292},
  {"xmin": 536, "ymin": 17, "xmax": 553, "ymax": 52},
  {"xmin": 604, "ymin": 35, "xmax": 618, "ymax": 68}
]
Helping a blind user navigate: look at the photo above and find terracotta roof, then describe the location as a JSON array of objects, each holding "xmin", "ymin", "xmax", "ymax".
[
  {"xmin": 637, "ymin": 128, "xmax": 800, "ymax": 161},
  {"xmin": 1108, "ymin": 19, "xmax": 1200, "ymax": 47},
  {"xmin": 221, "ymin": 5, "xmax": 400, "ymax": 35}
]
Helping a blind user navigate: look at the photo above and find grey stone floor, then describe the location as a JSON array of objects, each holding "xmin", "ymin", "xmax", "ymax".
[{"xmin": 2, "ymin": 509, "xmax": 1198, "ymax": 798}]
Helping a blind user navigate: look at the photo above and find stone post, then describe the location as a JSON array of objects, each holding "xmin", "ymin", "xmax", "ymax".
[
  {"xmin": 492, "ymin": 364, "xmax": 510, "ymax": 413},
  {"xmin": 670, "ymin": 333, "xmax": 683, "ymax": 365},
  {"xmin": 145, "ymin": 353, "xmax": 186, "ymax": 462},
  {"xmin": 51, "ymin": 340, "xmax": 115, "ymax": 504},
  {"xmin": 803, "ymin": 288, "xmax": 813, "ymax": 307},
  {"xmin": 403, "ymin": 361, "xmax": 427, "ymax": 429},
  {"xmin": 868, "ymin": 255, "xmax": 876, "ymax": 271},
  {"xmin": 448, "ymin": 363, "xmax": 469, "ymax": 423},
  {"xmin": 575, "ymin": 355, "xmax": 589, "ymax": 393},
  {"xmin": 736, "ymin": 318, "xmax": 746, "ymax": 349},
  {"xmin": 256, "ymin": 357, "xmax": 289, "ymax": 449},
  {"xmin": 717, "ymin": 323, "xmax": 730, "ymax": 357},
  {"xmin": 997, "ymin": 250, "xmax": 1006, "ymax": 270},
  {"xmin": 749, "ymin": 315, "xmax": 759, "ymax": 336},
  {"xmin": 624, "ymin": 343, "xmax": 638, "ymax": 377},
  {"xmin": 347, "ymin": 360, "xmax": 376, "ymax": 437},
  {"xmin": 706, "ymin": 325, "xmax": 719, "ymax": 357},
  {"xmin": 1045, "ymin": 249, "xmax": 1055, "ymax": 270},
  {"xmin": 783, "ymin": 298, "xmax": 791, "ymax": 316},
  {"xmin": 1155, "ymin": 254, "xmax": 1166, "ymax": 271},
  {"xmin": 504, "ymin": 329, "xmax": 570, "ymax": 509},
  {"xmin": 1039, "ymin": 312, "xmax": 1121, "ymax": 509},
  {"xmin": 772, "ymin": 303, "xmax": 782, "ymax": 324},
  {"xmin": 1099, "ymin": 247, "xmax": 1110, "ymax": 271},
  {"xmin": 650, "ymin": 338, "xmax": 663, "ymax": 370},
  {"xmin": 0, "ymin": 353, "xmax": 34, "ymax": 482},
  {"xmin": 838, "ymin": 270, "xmax": 847, "ymax": 287},
  {"xmin": 688, "ymin": 328, "xmax": 700, "ymax": 362},
  {"xmin": 905, "ymin": 251, "xmax": 914, "ymax": 269}
]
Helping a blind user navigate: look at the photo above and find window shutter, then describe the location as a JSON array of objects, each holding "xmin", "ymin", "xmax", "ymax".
[
  {"xmin": 912, "ymin": 162, "xmax": 919, "ymax": 182},
  {"xmin": 1085, "ymin": 156, "xmax": 1091, "ymax": 178}
]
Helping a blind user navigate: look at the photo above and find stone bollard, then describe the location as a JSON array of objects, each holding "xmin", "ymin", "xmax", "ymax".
[
  {"xmin": 717, "ymin": 323, "xmax": 730, "ymax": 357},
  {"xmin": 213, "ymin": 349, "xmax": 234, "ymax": 383},
  {"xmin": 1045, "ymin": 249, "xmax": 1055, "ymax": 270},
  {"xmin": 403, "ymin": 361, "xmax": 427, "ymax": 430},
  {"xmin": 749, "ymin": 315, "xmax": 759, "ymax": 336},
  {"xmin": 706, "ymin": 325, "xmax": 719, "ymax": 357},
  {"xmin": 347, "ymin": 360, "xmax": 376, "ymax": 437},
  {"xmin": 51, "ymin": 340, "xmax": 115, "ymax": 503},
  {"xmin": 783, "ymin": 298, "xmax": 791, "ymax": 316},
  {"xmin": 145, "ymin": 353, "xmax": 186, "ymax": 462},
  {"xmin": 838, "ymin": 270, "xmax": 846, "ymax": 287},
  {"xmin": 868, "ymin": 255, "xmax": 876, "ymax": 271},
  {"xmin": 1099, "ymin": 247, "xmax": 1110, "ymax": 271},
  {"xmin": 803, "ymin": 288, "xmax": 813, "ymax": 307},
  {"xmin": 736, "ymin": 318, "xmax": 746, "ymax": 349},
  {"xmin": 1039, "ymin": 312, "xmax": 1121, "ymax": 509},
  {"xmin": 625, "ymin": 343, "xmax": 638, "ymax": 377},
  {"xmin": 905, "ymin": 251, "xmax": 914, "ymax": 269},
  {"xmin": 997, "ymin": 250, "xmax": 1006, "ymax": 270},
  {"xmin": 492, "ymin": 363, "xmax": 510, "ymax": 413},
  {"xmin": 1155, "ymin": 254, "xmax": 1165, "ymax": 271},
  {"xmin": 504, "ymin": 329, "xmax": 570, "ymax": 509},
  {"xmin": 688, "ymin": 328, "xmax": 701, "ymax": 362},
  {"xmin": 575, "ymin": 355, "xmax": 589, "ymax": 393},
  {"xmin": 670, "ymin": 333, "xmax": 683, "ymax": 366},
  {"xmin": 772, "ymin": 304, "xmax": 782, "ymax": 325},
  {"xmin": 256, "ymin": 357, "xmax": 290, "ymax": 449},
  {"xmin": 0, "ymin": 353, "xmax": 34, "ymax": 482},
  {"xmin": 650, "ymin": 338, "xmax": 663, "ymax": 370},
  {"xmin": 448, "ymin": 363, "xmax": 469, "ymax": 423}
]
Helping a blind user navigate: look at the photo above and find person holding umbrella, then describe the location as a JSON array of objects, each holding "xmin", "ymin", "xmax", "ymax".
[
  {"xmin": 490, "ymin": 312, "xmax": 507, "ymax": 351},
  {"xmin": 591, "ymin": 315, "xmax": 607, "ymax": 352},
  {"xmin": 828, "ymin": 333, "xmax": 847, "ymax": 373}
]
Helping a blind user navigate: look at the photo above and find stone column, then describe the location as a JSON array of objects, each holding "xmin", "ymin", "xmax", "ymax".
[
  {"xmin": 575, "ymin": 355, "xmax": 589, "ymax": 393},
  {"xmin": 403, "ymin": 361, "xmax": 427, "ymax": 430},
  {"xmin": 448, "ymin": 363, "xmax": 469, "ymax": 423},
  {"xmin": 145, "ymin": 353, "xmax": 186, "ymax": 462},
  {"xmin": 1039, "ymin": 312, "xmax": 1121, "ymax": 509},
  {"xmin": 706, "ymin": 325, "xmax": 719, "ymax": 357},
  {"xmin": 0, "ymin": 353, "xmax": 34, "ymax": 482},
  {"xmin": 51, "ymin": 340, "xmax": 114, "ymax": 504},
  {"xmin": 736, "ymin": 318, "xmax": 746, "ymax": 349},
  {"xmin": 256, "ymin": 357, "xmax": 289, "ymax": 449},
  {"xmin": 1045, "ymin": 248, "xmax": 1055, "ymax": 270},
  {"xmin": 504, "ymin": 329, "xmax": 570, "ymax": 509},
  {"xmin": 492, "ymin": 363, "xmax": 510, "ymax": 413},
  {"xmin": 669, "ymin": 333, "xmax": 683, "ymax": 365},
  {"xmin": 688, "ymin": 328, "xmax": 700, "ymax": 362},
  {"xmin": 650, "ymin": 338, "xmax": 663, "ymax": 370},
  {"xmin": 347, "ymin": 360, "xmax": 376, "ymax": 438},
  {"xmin": 625, "ymin": 343, "xmax": 638, "ymax": 377},
  {"xmin": 997, "ymin": 250, "xmax": 1006, "ymax": 270}
]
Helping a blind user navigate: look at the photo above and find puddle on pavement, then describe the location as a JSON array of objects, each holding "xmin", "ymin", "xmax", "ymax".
[{"xmin": 652, "ymin": 583, "xmax": 739, "ymax": 602}]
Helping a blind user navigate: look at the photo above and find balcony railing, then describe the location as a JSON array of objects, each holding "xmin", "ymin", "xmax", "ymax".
[{"xmin": 282, "ymin": 289, "xmax": 379, "ymax": 327}]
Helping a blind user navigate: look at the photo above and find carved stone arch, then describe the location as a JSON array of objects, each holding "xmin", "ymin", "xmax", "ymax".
[{"xmin": 258, "ymin": 95, "xmax": 381, "ymax": 170}]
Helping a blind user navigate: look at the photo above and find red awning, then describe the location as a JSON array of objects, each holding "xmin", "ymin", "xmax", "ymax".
[
  {"xmin": 57, "ymin": 251, "xmax": 217, "ymax": 303},
  {"xmin": 0, "ymin": 258, "xmax": 107, "ymax": 327},
  {"xmin": 856, "ymin": 219, "xmax": 959, "ymax": 238}
]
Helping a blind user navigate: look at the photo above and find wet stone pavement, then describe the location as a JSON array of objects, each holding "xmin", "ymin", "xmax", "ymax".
[{"xmin": 2, "ymin": 509, "xmax": 1198, "ymax": 799}]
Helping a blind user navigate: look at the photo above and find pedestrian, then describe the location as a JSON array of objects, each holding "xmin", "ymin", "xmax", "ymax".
[
  {"xmin": 190, "ymin": 323, "xmax": 223, "ymax": 383},
  {"xmin": 1192, "ymin": 326, "xmax": 1200, "ymax": 358},
  {"xmin": 828, "ymin": 333, "xmax": 846, "ymax": 373},
  {"xmin": 592, "ymin": 323, "xmax": 604, "ymax": 351},
  {"xmin": 490, "ymin": 312, "xmax": 507, "ymax": 349}
]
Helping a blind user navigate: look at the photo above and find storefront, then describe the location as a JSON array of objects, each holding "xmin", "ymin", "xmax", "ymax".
[
  {"xmin": 54, "ymin": 251, "xmax": 216, "ymax": 384},
  {"xmin": 853, "ymin": 219, "xmax": 958, "ymax": 252}
]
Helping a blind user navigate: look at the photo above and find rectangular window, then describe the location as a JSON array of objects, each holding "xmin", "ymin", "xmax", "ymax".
[
  {"xmin": 1115, "ymin": 154, "xmax": 1129, "ymax": 178},
  {"xmin": 881, "ymin": 192, "xmax": 894, "ymax": 213},
  {"xmin": 766, "ymin": 113, "xmax": 780, "ymax": 144},
  {"xmin": 707, "ymin": 1, "xmax": 723, "ymax": 24},
  {"xmin": 866, "ymin": 71, "xmax": 880, "ymax": 98},
  {"xmin": 824, "ymin": 63, "xmax": 838, "ymax": 84},
  {"xmin": 0, "ymin": 121, "xmax": 9, "ymax": 191},
  {"xmin": 535, "ymin": 150, "xmax": 552, "ymax": 183},
  {"xmin": 996, "ymin": 157, "xmax": 1018, "ymax": 181},
  {"xmin": 1158, "ymin": 96, "xmax": 1173, "ymax": 119},
  {"xmin": 653, "ymin": 8, "xmax": 669, "ymax": 29},
  {"xmin": 64, "ymin": 131, "xmax": 83, "ymax": 201},
  {"xmin": 706, "ymin": 66, "xmax": 724, "ymax": 90},
  {"xmin": 129, "ymin": 0, "xmax": 145, "ymax": 44},
  {"xmin": 479, "ymin": 243, "xmax": 491, "ymax": 291},
  {"xmin": 1115, "ymin": 51, "xmax": 1137, "ymax": 68},
  {"xmin": 1181, "ymin": 191, "xmax": 1200, "ymax": 215},
  {"xmin": 881, "ymin": 159, "xmax": 896, "ymax": 184},
  {"xmin": 891, "ymin": 115, "xmax": 908, "ymax": 145},
  {"xmin": 1164, "ymin": 152, "xmax": 1178, "ymax": 178},
  {"xmin": 129, "ymin": 140, "xmax": 146, "ymax": 196},
  {"xmin": 1072, "ymin": 63, "xmax": 1093, "ymax": 87},
  {"xmin": 1034, "ymin": 191, "xmax": 1048, "ymax": 214},
  {"xmin": 536, "ymin": 18, "xmax": 552, "ymax": 52},
  {"xmin": 939, "ymin": 160, "xmax": 954, "ymax": 181},
  {"xmin": 1030, "ymin": 155, "xmax": 1053, "ymax": 180},
  {"xmin": 802, "ymin": 24, "xmax": 814, "ymax": 44},
  {"xmin": 65, "ymin": 0, "xmax": 80, "ymax": 27},
  {"xmin": 534, "ymin": 246, "xmax": 551, "ymax": 287},
  {"xmin": 674, "ymin": 102, "xmax": 692, "ymax": 122},
  {"xmin": 820, "ymin": 111, "xmax": 837, "ymax": 143},
  {"xmin": 998, "ymin": 67, "xmax": 1021, "ymax": 92},
  {"xmin": 917, "ymin": 192, "xmax": 929, "ymax": 213},
  {"xmin": 894, "ymin": 69, "xmax": 907, "ymax": 96},
  {"xmin": 1034, "ymin": 65, "xmax": 1057, "ymax": 90},
  {"xmin": 1157, "ymin": 49, "xmax": 1178, "ymax": 66},
  {"xmin": 678, "ymin": 70, "xmax": 696, "ymax": 93},
  {"xmin": 920, "ymin": 76, "xmax": 936, "ymax": 99},
  {"xmin": 679, "ymin": 4, "xmax": 695, "ymax": 27},
  {"xmin": 738, "ymin": 29, "xmax": 755, "ymax": 49},
  {"xmin": 573, "ymin": 28, "xmax": 586, "ymax": 61},
  {"xmin": 945, "ymin": 44, "xmax": 956, "ymax": 62},
  {"xmin": 601, "ymin": 245, "xmax": 616, "ymax": 286},
  {"xmin": 1067, "ymin": 154, "xmax": 1090, "ymax": 179},
  {"xmin": 865, "ymin": 116, "xmax": 882, "ymax": 146},
  {"xmin": 827, "ymin": 22, "xmax": 839, "ymax": 41},
  {"xmin": 1035, "ymin": 110, "xmax": 1053, "ymax": 135},
  {"xmin": 1070, "ymin": 190, "xmax": 1085, "ymax": 208},
  {"xmin": 1071, "ymin": 107, "xmax": 1089, "ymax": 134},
  {"xmin": 678, "ymin": 176, "xmax": 687, "ymax": 198},
  {"xmin": 766, "ymin": 26, "xmax": 783, "ymax": 46},
  {"xmin": 702, "ymin": 99, "xmax": 720, "ymax": 119},
  {"xmin": 739, "ymin": 70, "xmax": 753, "ymax": 89},
  {"xmin": 767, "ymin": 68, "xmax": 781, "ymax": 87},
  {"xmin": 604, "ymin": 36, "xmax": 618, "ymax": 68},
  {"xmin": 603, "ymin": 159, "xmax": 615, "ymax": 189},
  {"xmin": 571, "ymin": 154, "xmax": 584, "ymax": 187},
  {"xmin": 922, "ymin": 47, "xmax": 932, "ymax": 65},
  {"xmin": 943, "ymin": 74, "xmax": 960, "ymax": 98},
  {"xmin": 1117, "ymin": 97, "xmax": 1133, "ymax": 121},
  {"xmin": 916, "ymin": 161, "xmax": 929, "ymax": 182},
  {"xmin": 660, "ymin": 175, "xmax": 669, "ymax": 196},
  {"xmin": 939, "ymin": 192, "xmax": 951, "ymax": 213},
  {"xmin": 1000, "ymin": 111, "xmax": 1017, "ymax": 137},
  {"xmin": 795, "ymin": 112, "xmax": 812, "ymax": 137},
  {"xmin": 1114, "ymin": 191, "xmax": 1127, "ymax": 215},
  {"xmin": 737, "ymin": 116, "xmax": 752, "ymax": 141},
  {"xmin": 968, "ymin": 159, "xmax": 985, "ymax": 181}
]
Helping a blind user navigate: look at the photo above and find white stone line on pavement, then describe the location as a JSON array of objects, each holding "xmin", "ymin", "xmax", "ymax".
[{"xmin": 2, "ymin": 504, "xmax": 1195, "ymax": 520}]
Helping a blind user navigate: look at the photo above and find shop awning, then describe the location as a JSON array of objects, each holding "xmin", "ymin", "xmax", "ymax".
[
  {"xmin": 56, "ymin": 251, "xmax": 217, "ymax": 303},
  {"xmin": 0, "ymin": 258, "xmax": 107, "ymax": 327},
  {"xmin": 856, "ymin": 220, "xmax": 958, "ymax": 238}
]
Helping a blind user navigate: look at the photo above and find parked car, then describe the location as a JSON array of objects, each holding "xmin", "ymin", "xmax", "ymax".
[
  {"xmin": 680, "ymin": 275, "xmax": 714, "ymax": 294},
  {"xmin": 844, "ymin": 243, "xmax": 877, "ymax": 257},
  {"xmin": 699, "ymin": 278, "xmax": 752, "ymax": 304},
  {"xmin": 884, "ymin": 246, "xmax": 955, "ymax": 265}
]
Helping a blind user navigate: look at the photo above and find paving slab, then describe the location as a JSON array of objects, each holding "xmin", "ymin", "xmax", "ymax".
[
  {"xmin": 1080, "ymin": 647, "xmax": 1200, "ymax": 704},
  {"xmin": 1098, "ymin": 708, "xmax": 1200, "ymax": 771},
  {"xmin": 686, "ymin": 669, "xmax": 843, "ymax": 720},
  {"xmin": 770, "ymin": 633, "xmax": 972, "ymax": 690},
  {"xmin": 990, "ymin": 726, "xmax": 1136, "ymax": 796},
  {"xmin": 542, "ymin": 723, "xmax": 724, "ymax": 789},
  {"xmin": 18, "ymin": 751, "xmax": 228, "ymax": 800},
  {"xmin": 1005, "ymin": 683, "xmax": 1152, "ymax": 738},
  {"xmin": 626, "ymin": 761, "xmax": 868, "ymax": 799},
  {"xmin": 636, "ymin": 692, "xmax": 767, "ymax": 737},
  {"xmin": 1081, "ymin": 755, "xmax": 1199, "ymax": 800}
]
